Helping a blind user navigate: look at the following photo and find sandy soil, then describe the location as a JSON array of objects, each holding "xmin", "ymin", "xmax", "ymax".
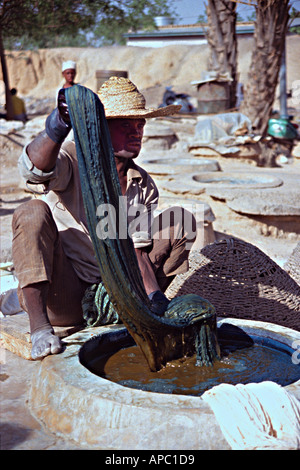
[
  {"xmin": 1, "ymin": 40, "xmax": 300, "ymax": 264},
  {"xmin": 1, "ymin": 112, "xmax": 299, "ymax": 268},
  {"xmin": 1, "ymin": 35, "xmax": 300, "ymax": 110}
]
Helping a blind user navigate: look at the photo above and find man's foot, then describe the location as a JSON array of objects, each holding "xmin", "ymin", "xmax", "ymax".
[{"xmin": 31, "ymin": 328, "xmax": 63, "ymax": 360}]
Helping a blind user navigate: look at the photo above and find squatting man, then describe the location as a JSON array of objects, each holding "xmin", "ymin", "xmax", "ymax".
[{"xmin": 12, "ymin": 77, "xmax": 196, "ymax": 360}]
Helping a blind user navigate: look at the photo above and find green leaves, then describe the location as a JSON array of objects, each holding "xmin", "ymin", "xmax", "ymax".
[{"xmin": 1, "ymin": 0, "xmax": 176, "ymax": 48}]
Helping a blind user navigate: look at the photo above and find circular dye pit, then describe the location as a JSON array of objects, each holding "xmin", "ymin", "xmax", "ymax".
[
  {"xmin": 82, "ymin": 323, "xmax": 300, "ymax": 397},
  {"xmin": 142, "ymin": 158, "xmax": 221, "ymax": 175},
  {"xmin": 28, "ymin": 318, "xmax": 300, "ymax": 450},
  {"xmin": 192, "ymin": 172, "xmax": 283, "ymax": 189},
  {"xmin": 161, "ymin": 171, "xmax": 283, "ymax": 196}
]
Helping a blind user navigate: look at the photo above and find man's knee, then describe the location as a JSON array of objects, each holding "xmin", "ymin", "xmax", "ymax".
[
  {"xmin": 12, "ymin": 199, "xmax": 58, "ymax": 290},
  {"xmin": 154, "ymin": 206, "xmax": 196, "ymax": 242},
  {"xmin": 13, "ymin": 199, "xmax": 51, "ymax": 231}
]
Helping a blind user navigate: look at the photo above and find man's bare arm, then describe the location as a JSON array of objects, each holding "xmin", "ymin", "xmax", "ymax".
[
  {"xmin": 27, "ymin": 90, "xmax": 71, "ymax": 172},
  {"xmin": 27, "ymin": 131, "xmax": 62, "ymax": 172}
]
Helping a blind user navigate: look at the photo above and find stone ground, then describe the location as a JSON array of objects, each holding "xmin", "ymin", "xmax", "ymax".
[
  {"xmin": 1, "ymin": 113, "xmax": 300, "ymax": 450},
  {"xmin": 0, "ymin": 348, "xmax": 85, "ymax": 450}
]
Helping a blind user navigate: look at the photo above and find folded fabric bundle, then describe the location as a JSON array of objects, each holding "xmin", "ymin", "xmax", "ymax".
[
  {"xmin": 65, "ymin": 84, "xmax": 220, "ymax": 371},
  {"xmin": 202, "ymin": 381, "xmax": 300, "ymax": 450}
]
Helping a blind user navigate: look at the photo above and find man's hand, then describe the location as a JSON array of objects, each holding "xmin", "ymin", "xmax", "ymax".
[
  {"xmin": 45, "ymin": 89, "xmax": 72, "ymax": 144},
  {"xmin": 134, "ymin": 248, "xmax": 169, "ymax": 316},
  {"xmin": 27, "ymin": 89, "xmax": 72, "ymax": 171},
  {"xmin": 57, "ymin": 88, "xmax": 71, "ymax": 125},
  {"xmin": 148, "ymin": 290, "xmax": 169, "ymax": 316}
]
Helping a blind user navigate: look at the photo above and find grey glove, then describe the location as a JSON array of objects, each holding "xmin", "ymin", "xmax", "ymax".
[
  {"xmin": 45, "ymin": 89, "xmax": 71, "ymax": 144},
  {"xmin": 148, "ymin": 290, "xmax": 170, "ymax": 316}
]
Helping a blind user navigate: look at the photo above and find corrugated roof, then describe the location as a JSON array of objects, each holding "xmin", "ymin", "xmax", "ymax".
[
  {"xmin": 124, "ymin": 19, "xmax": 299, "ymax": 39},
  {"xmin": 124, "ymin": 22, "xmax": 255, "ymax": 39}
]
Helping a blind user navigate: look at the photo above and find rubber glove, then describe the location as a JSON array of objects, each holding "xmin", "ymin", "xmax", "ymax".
[
  {"xmin": 148, "ymin": 290, "xmax": 169, "ymax": 316},
  {"xmin": 45, "ymin": 89, "xmax": 71, "ymax": 144}
]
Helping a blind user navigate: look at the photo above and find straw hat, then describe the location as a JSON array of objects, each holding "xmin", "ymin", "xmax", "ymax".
[{"xmin": 97, "ymin": 76, "xmax": 181, "ymax": 119}]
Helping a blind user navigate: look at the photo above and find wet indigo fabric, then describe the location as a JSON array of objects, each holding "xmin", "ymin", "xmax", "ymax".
[{"xmin": 66, "ymin": 84, "xmax": 220, "ymax": 370}]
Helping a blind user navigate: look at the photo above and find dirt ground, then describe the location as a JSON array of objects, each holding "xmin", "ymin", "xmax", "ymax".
[
  {"xmin": 1, "ymin": 113, "xmax": 300, "ymax": 267},
  {"xmin": 1, "ymin": 129, "xmax": 300, "ymax": 450},
  {"xmin": 1, "ymin": 35, "xmax": 300, "ymax": 110},
  {"xmin": 1, "ymin": 38, "xmax": 299, "ymax": 264},
  {"xmin": 1, "ymin": 123, "xmax": 299, "ymax": 450}
]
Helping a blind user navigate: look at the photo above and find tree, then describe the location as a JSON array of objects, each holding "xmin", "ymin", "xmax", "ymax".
[
  {"xmin": 0, "ymin": 0, "xmax": 96, "ymax": 119},
  {"xmin": 206, "ymin": 0, "xmax": 293, "ymax": 166},
  {"xmin": 239, "ymin": 0, "xmax": 291, "ymax": 166},
  {"xmin": 1, "ymin": 0, "xmax": 175, "ymax": 49},
  {"xmin": 206, "ymin": 0, "xmax": 238, "ymax": 108},
  {"xmin": 0, "ymin": 0, "xmax": 35, "ymax": 117},
  {"xmin": 0, "ymin": 0, "xmax": 174, "ymax": 118},
  {"xmin": 88, "ymin": 0, "xmax": 176, "ymax": 46},
  {"xmin": 0, "ymin": 25, "xmax": 13, "ymax": 118},
  {"xmin": 290, "ymin": 6, "xmax": 300, "ymax": 34},
  {"xmin": 240, "ymin": 0, "xmax": 290, "ymax": 135},
  {"xmin": 0, "ymin": 0, "xmax": 96, "ymax": 49}
]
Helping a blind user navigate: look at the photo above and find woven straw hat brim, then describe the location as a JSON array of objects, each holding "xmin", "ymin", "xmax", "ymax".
[
  {"xmin": 104, "ymin": 104, "xmax": 181, "ymax": 119},
  {"xmin": 97, "ymin": 76, "xmax": 181, "ymax": 119}
]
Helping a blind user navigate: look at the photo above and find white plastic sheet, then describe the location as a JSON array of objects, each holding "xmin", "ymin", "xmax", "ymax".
[
  {"xmin": 202, "ymin": 381, "xmax": 300, "ymax": 450},
  {"xmin": 0, "ymin": 265, "xmax": 22, "ymax": 316},
  {"xmin": 190, "ymin": 112, "xmax": 261, "ymax": 155}
]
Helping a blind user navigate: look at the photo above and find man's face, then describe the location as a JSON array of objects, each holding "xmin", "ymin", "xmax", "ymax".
[
  {"xmin": 108, "ymin": 118, "xmax": 146, "ymax": 159},
  {"xmin": 62, "ymin": 68, "xmax": 76, "ymax": 85}
]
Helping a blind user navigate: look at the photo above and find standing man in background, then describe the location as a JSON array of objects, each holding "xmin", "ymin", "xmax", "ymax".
[
  {"xmin": 56, "ymin": 61, "xmax": 77, "ymax": 102},
  {"xmin": 61, "ymin": 60, "xmax": 77, "ymax": 89}
]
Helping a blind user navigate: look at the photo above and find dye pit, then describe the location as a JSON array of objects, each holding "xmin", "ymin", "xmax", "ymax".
[
  {"xmin": 83, "ymin": 327, "xmax": 300, "ymax": 397},
  {"xmin": 192, "ymin": 174, "xmax": 280, "ymax": 187},
  {"xmin": 29, "ymin": 321, "xmax": 300, "ymax": 449}
]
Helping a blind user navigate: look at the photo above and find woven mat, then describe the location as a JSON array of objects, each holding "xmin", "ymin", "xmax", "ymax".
[
  {"xmin": 284, "ymin": 242, "xmax": 300, "ymax": 286},
  {"xmin": 165, "ymin": 237, "xmax": 300, "ymax": 332}
]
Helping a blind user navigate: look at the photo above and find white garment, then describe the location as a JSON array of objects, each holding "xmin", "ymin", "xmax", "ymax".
[
  {"xmin": 0, "ymin": 273, "xmax": 22, "ymax": 315},
  {"xmin": 202, "ymin": 381, "xmax": 300, "ymax": 450},
  {"xmin": 0, "ymin": 289, "xmax": 22, "ymax": 315}
]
